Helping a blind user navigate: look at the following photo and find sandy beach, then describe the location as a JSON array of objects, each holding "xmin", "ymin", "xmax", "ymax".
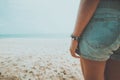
[{"xmin": 0, "ymin": 38, "xmax": 84, "ymax": 80}]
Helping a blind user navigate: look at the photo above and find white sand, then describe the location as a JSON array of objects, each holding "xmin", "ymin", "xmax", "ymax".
[{"xmin": 0, "ymin": 38, "xmax": 84, "ymax": 80}]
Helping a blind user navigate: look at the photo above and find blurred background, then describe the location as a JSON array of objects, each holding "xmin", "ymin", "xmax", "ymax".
[
  {"xmin": 0, "ymin": 0, "xmax": 80, "ymax": 38},
  {"xmin": 0, "ymin": 1, "xmax": 84, "ymax": 80}
]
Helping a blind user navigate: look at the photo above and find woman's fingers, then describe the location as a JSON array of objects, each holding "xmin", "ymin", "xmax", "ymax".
[
  {"xmin": 70, "ymin": 48, "xmax": 80, "ymax": 58},
  {"xmin": 69, "ymin": 40, "xmax": 80, "ymax": 58}
]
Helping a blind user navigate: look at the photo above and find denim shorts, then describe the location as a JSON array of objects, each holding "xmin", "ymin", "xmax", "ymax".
[{"xmin": 78, "ymin": 8, "xmax": 120, "ymax": 61}]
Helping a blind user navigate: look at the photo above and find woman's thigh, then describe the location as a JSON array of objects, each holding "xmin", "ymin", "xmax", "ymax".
[
  {"xmin": 80, "ymin": 57, "xmax": 106, "ymax": 80},
  {"xmin": 105, "ymin": 47, "xmax": 120, "ymax": 80}
]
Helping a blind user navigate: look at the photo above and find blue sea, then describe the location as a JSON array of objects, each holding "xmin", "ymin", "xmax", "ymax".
[{"xmin": 0, "ymin": 34, "xmax": 70, "ymax": 39}]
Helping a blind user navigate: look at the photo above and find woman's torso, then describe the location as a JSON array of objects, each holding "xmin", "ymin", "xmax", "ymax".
[
  {"xmin": 98, "ymin": 0, "xmax": 120, "ymax": 10},
  {"xmin": 91, "ymin": 0, "xmax": 120, "ymax": 21}
]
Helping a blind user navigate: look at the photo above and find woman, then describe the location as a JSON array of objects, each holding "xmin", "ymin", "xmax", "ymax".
[{"xmin": 69, "ymin": 0, "xmax": 120, "ymax": 80}]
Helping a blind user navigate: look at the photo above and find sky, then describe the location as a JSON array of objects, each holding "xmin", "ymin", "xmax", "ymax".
[{"xmin": 0, "ymin": 0, "xmax": 80, "ymax": 35}]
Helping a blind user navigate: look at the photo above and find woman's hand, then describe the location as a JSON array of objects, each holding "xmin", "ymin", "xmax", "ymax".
[{"xmin": 69, "ymin": 40, "xmax": 80, "ymax": 58}]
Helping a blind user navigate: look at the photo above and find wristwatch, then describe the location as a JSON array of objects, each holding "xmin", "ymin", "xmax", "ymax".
[{"xmin": 71, "ymin": 34, "xmax": 80, "ymax": 41}]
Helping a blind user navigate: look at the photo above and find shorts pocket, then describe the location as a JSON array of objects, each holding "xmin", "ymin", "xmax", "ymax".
[{"xmin": 84, "ymin": 20, "xmax": 120, "ymax": 49}]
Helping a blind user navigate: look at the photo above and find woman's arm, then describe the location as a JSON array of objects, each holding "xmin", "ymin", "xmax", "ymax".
[
  {"xmin": 72, "ymin": 0, "xmax": 100, "ymax": 36},
  {"xmin": 70, "ymin": 0, "xmax": 100, "ymax": 58}
]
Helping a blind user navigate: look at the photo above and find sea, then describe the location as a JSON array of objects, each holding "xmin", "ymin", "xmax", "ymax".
[
  {"xmin": 0, "ymin": 34, "xmax": 71, "ymax": 55},
  {"xmin": 0, "ymin": 34, "xmax": 70, "ymax": 39}
]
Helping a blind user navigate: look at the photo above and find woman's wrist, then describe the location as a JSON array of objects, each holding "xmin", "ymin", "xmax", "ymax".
[{"xmin": 71, "ymin": 34, "xmax": 80, "ymax": 41}]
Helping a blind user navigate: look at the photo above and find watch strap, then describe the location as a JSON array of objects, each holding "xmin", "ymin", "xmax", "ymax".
[{"xmin": 71, "ymin": 34, "xmax": 80, "ymax": 41}]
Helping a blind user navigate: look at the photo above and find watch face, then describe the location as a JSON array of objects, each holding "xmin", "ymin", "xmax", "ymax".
[
  {"xmin": 71, "ymin": 34, "xmax": 80, "ymax": 41},
  {"xmin": 72, "ymin": 38, "xmax": 77, "ymax": 41},
  {"xmin": 71, "ymin": 38, "xmax": 75, "ymax": 40}
]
